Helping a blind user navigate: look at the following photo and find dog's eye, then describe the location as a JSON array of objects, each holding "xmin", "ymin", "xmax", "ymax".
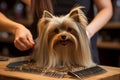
[
  {"xmin": 54, "ymin": 28, "xmax": 59, "ymax": 33},
  {"xmin": 67, "ymin": 28, "xmax": 72, "ymax": 32}
]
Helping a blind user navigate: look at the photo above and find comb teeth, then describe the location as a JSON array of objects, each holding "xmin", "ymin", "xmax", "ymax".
[
  {"xmin": 43, "ymin": 72, "xmax": 65, "ymax": 78},
  {"xmin": 67, "ymin": 66, "xmax": 107, "ymax": 79},
  {"xmin": 9, "ymin": 67, "xmax": 65, "ymax": 78},
  {"xmin": 7, "ymin": 61, "xmax": 65, "ymax": 78}
]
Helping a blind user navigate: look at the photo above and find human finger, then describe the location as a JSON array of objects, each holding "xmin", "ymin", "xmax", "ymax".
[
  {"xmin": 27, "ymin": 34, "xmax": 35, "ymax": 46},
  {"xmin": 14, "ymin": 38, "xmax": 28, "ymax": 51}
]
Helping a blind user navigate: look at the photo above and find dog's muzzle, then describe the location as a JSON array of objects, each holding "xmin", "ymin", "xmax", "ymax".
[{"xmin": 58, "ymin": 34, "xmax": 74, "ymax": 46}]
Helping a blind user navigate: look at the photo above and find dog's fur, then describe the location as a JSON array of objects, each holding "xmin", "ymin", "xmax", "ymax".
[{"xmin": 31, "ymin": 7, "xmax": 95, "ymax": 71}]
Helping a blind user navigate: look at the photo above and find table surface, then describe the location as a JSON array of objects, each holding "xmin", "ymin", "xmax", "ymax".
[{"xmin": 0, "ymin": 59, "xmax": 120, "ymax": 80}]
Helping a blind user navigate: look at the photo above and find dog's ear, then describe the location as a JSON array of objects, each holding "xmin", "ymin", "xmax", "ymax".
[
  {"xmin": 68, "ymin": 6, "xmax": 88, "ymax": 28},
  {"xmin": 42, "ymin": 10, "xmax": 54, "ymax": 18},
  {"xmin": 69, "ymin": 7, "xmax": 80, "ymax": 22}
]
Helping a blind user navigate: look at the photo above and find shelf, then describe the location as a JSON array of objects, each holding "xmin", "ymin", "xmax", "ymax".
[
  {"xmin": 104, "ymin": 22, "xmax": 120, "ymax": 29},
  {"xmin": 0, "ymin": 36, "xmax": 14, "ymax": 43},
  {"xmin": 98, "ymin": 22, "xmax": 120, "ymax": 50},
  {"xmin": 97, "ymin": 41, "xmax": 120, "ymax": 49}
]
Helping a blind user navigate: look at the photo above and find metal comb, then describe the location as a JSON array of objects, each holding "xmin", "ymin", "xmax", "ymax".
[
  {"xmin": 67, "ymin": 66, "xmax": 107, "ymax": 79},
  {"xmin": 7, "ymin": 61, "xmax": 65, "ymax": 78}
]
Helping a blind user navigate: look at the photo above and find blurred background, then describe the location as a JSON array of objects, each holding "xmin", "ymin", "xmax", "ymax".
[
  {"xmin": 0, "ymin": 0, "xmax": 120, "ymax": 67},
  {"xmin": 0, "ymin": 0, "xmax": 33, "ymax": 57}
]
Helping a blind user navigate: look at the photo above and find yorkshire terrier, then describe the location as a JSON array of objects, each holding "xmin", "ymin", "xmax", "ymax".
[{"xmin": 31, "ymin": 7, "xmax": 95, "ymax": 72}]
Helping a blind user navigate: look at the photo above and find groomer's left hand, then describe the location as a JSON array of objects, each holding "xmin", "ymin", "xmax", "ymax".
[{"xmin": 14, "ymin": 24, "xmax": 35, "ymax": 51}]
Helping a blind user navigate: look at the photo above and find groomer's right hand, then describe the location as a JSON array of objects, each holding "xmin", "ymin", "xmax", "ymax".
[{"xmin": 14, "ymin": 24, "xmax": 35, "ymax": 51}]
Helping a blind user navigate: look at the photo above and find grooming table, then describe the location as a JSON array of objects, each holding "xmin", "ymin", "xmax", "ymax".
[{"xmin": 0, "ymin": 59, "xmax": 120, "ymax": 80}]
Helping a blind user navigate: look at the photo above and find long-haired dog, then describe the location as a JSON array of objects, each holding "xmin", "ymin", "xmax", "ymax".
[{"xmin": 31, "ymin": 7, "xmax": 95, "ymax": 72}]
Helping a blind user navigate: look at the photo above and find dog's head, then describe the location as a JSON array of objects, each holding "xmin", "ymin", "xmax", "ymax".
[
  {"xmin": 32, "ymin": 7, "xmax": 95, "ymax": 70},
  {"xmin": 38, "ymin": 6, "xmax": 88, "ymax": 48}
]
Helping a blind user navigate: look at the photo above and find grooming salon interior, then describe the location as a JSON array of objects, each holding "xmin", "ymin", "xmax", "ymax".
[
  {"xmin": 0, "ymin": 0, "xmax": 120, "ymax": 80},
  {"xmin": 0, "ymin": 0, "xmax": 120, "ymax": 67}
]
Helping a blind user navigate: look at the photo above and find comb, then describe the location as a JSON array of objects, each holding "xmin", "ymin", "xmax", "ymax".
[
  {"xmin": 7, "ymin": 61, "xmax": 65, "ymax": 78},
  {"xmin": 67, "ymin": 66, "xmax": 107, "ymax": 79}
]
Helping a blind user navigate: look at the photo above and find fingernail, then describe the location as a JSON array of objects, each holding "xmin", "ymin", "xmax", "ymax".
[{"xmin": 32, "ymin": 41, "xmax": 35, "ymax": 45}]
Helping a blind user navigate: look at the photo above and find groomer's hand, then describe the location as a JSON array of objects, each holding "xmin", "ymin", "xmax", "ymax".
[{"xmin": 14, "ymin": 24, "xmax": 35, "ymax": 51}]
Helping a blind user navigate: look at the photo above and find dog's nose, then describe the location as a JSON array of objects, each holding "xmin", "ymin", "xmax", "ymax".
[{"xmin": 61, "ymin": 35, "xmax": 66, "ymax": 40}]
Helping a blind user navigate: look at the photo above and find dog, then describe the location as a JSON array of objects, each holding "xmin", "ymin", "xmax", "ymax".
[{"xmin": 31, "ymin": 6, "xmax": 95, "ymax": 72}]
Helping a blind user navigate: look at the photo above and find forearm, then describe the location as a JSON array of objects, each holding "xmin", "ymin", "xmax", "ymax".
[
  {"xmin": 86, "ymin": 8, "xmax": 113, "ymax": 37},
  {"xmin": 86, "ymin": 0, "xmax": 113, "ymax": 38},
  {"xmin": 21, "ymin": 0, "xmax": 31, "ymax": 7},
  {"xmin": 0, "ymin": 12, "xmax": 24, "ymax": 34}
]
